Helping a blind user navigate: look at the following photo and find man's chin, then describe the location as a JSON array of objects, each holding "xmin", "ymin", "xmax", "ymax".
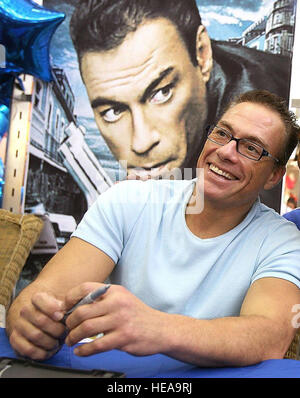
[{"xmin": 127, "ymin": 162, "xmax": 184, "ymax": 180}]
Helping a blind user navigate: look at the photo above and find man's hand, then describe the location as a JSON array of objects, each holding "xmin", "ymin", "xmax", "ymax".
[
  {"xmin": 6, "ymin": 238, "xmax": 116, "ymax": 361},
  {"xmin": 64, "ymin": 282, "xmax": 169, "ymax": 357},
  {"xmin": 8, "ymin": 291, "xmax": 67, "ymax": 361}
]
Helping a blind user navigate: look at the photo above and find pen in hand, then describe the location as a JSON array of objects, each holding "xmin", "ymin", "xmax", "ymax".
[{"xmin": 62, "ymin": 284, "xmax": 111, "ymax": 324}]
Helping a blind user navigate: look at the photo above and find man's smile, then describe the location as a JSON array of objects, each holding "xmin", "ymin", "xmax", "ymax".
[{"xmin": 208, "ymin": 163, "xmax": 239, "ymax": 181}]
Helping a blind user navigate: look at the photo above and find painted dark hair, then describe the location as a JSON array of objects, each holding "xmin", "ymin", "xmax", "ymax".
[{"xmin": 70, "ymin": 0, "xmax": 202, "ymax": 66}]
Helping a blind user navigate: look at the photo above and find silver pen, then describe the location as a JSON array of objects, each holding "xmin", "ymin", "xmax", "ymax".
[{"xmin": 62, "ymin": 284, "xmax": 111, "ymax": 324}]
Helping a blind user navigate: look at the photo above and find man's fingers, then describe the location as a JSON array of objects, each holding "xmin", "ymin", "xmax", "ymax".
[
  {"xmin": 20, "ymin": 305, "xmax": 66, "ymax": 339},
  {"xmin": 9, "ymin": 329, "xmax": 59, "ymax": 361},
  {"xmin": 65, "ymin": 297, "xmax": 109, "ymax": 330},
  {"xmin": 15, "ymin": 291, "xmax": 67, "ymax": 357},
  {"xmin": 14, "ymin": 317, "xmax": 60, "ymax": 350},
  {"xmin": 73, "ymin": 330, "xmax": 121, "ymax": 357},
  {"xmin": 31, "ymin": 292, "xmax": 65, "ymax": 321},
  {"xmin": 64, "ymin": 282, "xmax": 107, "ymax": 313},
  {"xmin": 66, "ymin": 313, "xmax": 112, "ymax": 347}
]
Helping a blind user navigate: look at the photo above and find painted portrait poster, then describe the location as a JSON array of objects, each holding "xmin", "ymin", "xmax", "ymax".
[{"xmin": 13, "ymin": 0, "xmax": 297, "ymax": 270}]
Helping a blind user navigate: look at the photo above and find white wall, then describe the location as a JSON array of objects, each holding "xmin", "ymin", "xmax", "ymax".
[{"xmin": 289, "ymin": 2, "xmax": 300, "ymax": 114}]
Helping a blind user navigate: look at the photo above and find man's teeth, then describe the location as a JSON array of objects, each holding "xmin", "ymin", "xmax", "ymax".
[{"xmin": 209, "ymin": 164, "xmax": 236, "ymax": 180}]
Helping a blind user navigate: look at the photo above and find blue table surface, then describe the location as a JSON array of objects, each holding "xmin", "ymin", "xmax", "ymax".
[{"xmin": 1, "ymin": 328, "xmax": 300, "ymax": 378}]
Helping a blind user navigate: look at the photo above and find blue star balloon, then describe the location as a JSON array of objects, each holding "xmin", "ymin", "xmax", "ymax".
[
  {"xmin": 0, "ymin": 0, "xmax": 65, "ymax": 82},
  {"xmin": 0, "ymin": 0, "xmax": 65, "ymax": 206},
  {"xmin": 0, "ymin": 74, "xmax": 13, "ymax": 139},
  {"xmin": 0, "ymin": 104, "xmax": 9, "ymax": 139}
]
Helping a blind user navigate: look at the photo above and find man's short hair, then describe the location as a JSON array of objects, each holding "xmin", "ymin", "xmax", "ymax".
[
  {"xmin": 70, "ymin": 0, "xmax": 202, "ymax": 67},
  {"xmin": 224, "ymin": 90, "xmax": 300, "ymax": 166}
]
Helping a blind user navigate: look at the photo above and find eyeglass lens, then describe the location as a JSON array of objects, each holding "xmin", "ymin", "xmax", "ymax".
[{"xmin": 208, "ymin": 127, "xmax": 263, "ymax": 160}]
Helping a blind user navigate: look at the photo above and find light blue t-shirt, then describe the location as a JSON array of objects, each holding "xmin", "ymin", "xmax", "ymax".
[{"xmin": 72, "ymin": 179, "xmax": 300, "ymax": 319}]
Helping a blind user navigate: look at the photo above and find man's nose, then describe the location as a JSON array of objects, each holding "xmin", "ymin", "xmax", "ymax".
[
  {"xmin": 131, "ymin": 108, "xmax": 160, "ymax": 155},
  {"xmin": 216, "ymin": 140, "xmax": 239, "ymax": 162}
]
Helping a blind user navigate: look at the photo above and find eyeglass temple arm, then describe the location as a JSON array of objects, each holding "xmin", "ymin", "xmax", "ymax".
[{"xmin": 265, "ymin": 151, "xmax": 279, "ymax": 163}]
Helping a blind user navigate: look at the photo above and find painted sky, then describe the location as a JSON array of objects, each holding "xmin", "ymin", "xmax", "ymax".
[{"xmin": 197, "ymin": 0, "xmax": 285, "ymax": 40}]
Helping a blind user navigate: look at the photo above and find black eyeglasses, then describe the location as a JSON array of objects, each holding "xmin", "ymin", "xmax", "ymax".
[{"xmin": 206, "ymin": 125, "xmax": 280, "ymax": 163}]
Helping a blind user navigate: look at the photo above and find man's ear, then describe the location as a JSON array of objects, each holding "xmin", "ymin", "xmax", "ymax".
[
  {"xmin": 264, "ymin": 165, "xmax": 286, "ymax": 191},
  {"xmin": 195, "ymin": 25, "xmax": 213, "ymax": 83}
]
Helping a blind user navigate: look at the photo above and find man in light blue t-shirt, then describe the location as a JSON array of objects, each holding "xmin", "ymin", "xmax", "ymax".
[{"xmin": 6, "ymin": 90, "xmax": 300, "ymax": 367}]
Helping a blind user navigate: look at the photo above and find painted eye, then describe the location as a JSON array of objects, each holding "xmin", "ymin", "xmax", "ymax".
[
  {"xmin": 100, "ymin": 107, "xmax": 124, "ymax": 123},
  {"xmin": 150, "ymin": 85, "xmax": 173, "ymax": 104}
]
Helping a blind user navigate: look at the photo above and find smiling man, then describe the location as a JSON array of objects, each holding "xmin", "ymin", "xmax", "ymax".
[
  {"xmin": 68, "ymin": 0, "xmax": 292, "ymax": 210},
  {"xmin": 185, "ymin": 91, "xmax": 291, "ymax": 238},
  {"xmin": 6, "ymin": 90, "xmax": 300, "ymax": 367}
]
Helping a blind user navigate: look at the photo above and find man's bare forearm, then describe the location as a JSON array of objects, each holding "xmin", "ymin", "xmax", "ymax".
[
  {"xmin": 64, "ymin": 283, "xmax": 295, "ymax": 366},
  {"xmin": 160, "ymin": 313, "xmax": 292, "ymax": 367}
]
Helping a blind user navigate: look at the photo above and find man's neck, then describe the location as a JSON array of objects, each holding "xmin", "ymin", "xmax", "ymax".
[{"xmin": 185, "ymin": 190, "xmax": 255, "ymax": 239}]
